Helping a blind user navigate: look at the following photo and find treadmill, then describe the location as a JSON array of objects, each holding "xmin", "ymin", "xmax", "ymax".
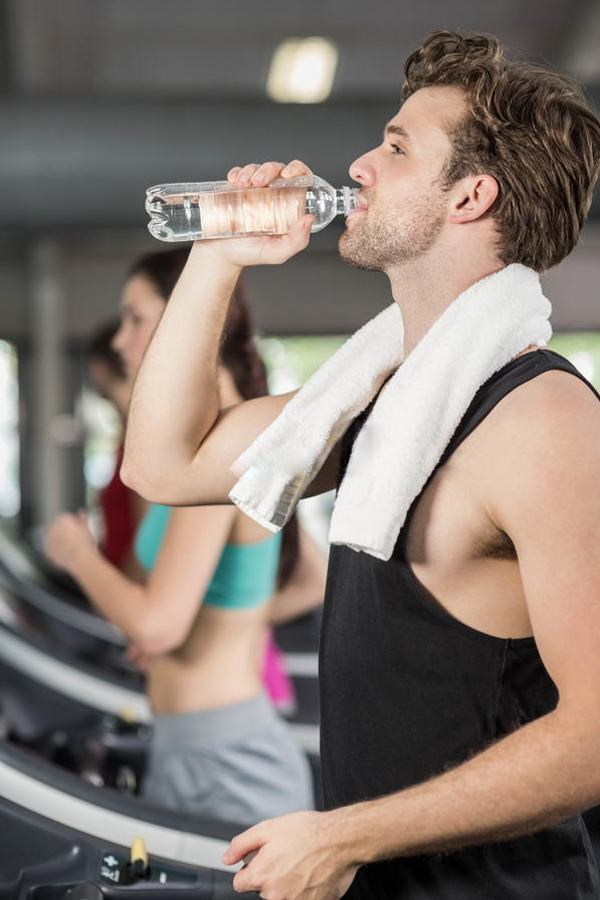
[
  {"xmin": 0, "ymin": 524, "xmax": 320, "ymax": 794},
  {"xmin": 0, "ymin": 740, "xmax": 250, "ymax": 898}
]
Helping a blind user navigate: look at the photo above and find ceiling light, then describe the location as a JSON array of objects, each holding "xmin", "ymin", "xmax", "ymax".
[{"xmin": 267, "ymin": 37, "xmax": 338, "ymax": 104}]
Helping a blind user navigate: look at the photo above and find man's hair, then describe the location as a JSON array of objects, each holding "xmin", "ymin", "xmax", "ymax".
[{"xmin": 402, "ymin": 31, "xmax": 600, "ymax": 271}]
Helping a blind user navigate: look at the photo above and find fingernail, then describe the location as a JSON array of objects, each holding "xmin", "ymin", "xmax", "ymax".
[
  {"xmin": 253, "ymin": 173, "xmax": 265, "ymax": 184},
  {"xmin": 281, "ymin": 167, "xmax": 291, "ymax": 176}
]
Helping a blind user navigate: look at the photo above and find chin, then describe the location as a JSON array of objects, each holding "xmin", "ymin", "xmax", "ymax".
[{"xmin": 338, "ymin": 234, "xmax": 379, "ymax": 272}]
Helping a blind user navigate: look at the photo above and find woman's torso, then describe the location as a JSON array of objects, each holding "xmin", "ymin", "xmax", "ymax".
[{"xmin": 135, "ymin": 504, "xmax": 281, "ymax": 714}]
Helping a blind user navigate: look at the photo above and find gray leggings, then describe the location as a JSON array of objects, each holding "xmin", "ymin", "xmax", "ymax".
[{"xmin": 143, "ymin": 693, "xmax": 314, "ymax": 825}]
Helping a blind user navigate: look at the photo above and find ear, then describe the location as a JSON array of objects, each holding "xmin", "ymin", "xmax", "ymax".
[{"xmin": 447, "ymin": 174, "xmax": 498, "ymax": 224}]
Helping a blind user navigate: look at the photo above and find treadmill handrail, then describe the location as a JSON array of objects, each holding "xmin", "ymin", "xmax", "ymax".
[
  {"xmin": 0, "ymin": 560, "xmax": 126, "ymax": 645},
  {"xmin": 0, "ymin": 623, "xmax": 151, "ymax": 722},
  {"xmin": 0, "ymin": 757, "xmax": 232, "ymax": 871},
  {"xmin": 0, "ymin": 623, "xmax": 320, "ymax": 753}
]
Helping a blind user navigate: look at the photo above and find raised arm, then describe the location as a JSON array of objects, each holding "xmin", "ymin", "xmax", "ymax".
[{"xmin": 122, "ymin": 160, "xmax": 333, "ymax": 507}]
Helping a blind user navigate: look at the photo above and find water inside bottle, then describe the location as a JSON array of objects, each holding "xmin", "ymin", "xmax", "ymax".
[
  {"xmin": 202, "ymin": 185, "xmax": 307, "ymax": 237},
  {"xmin": 157, "ymin": 186, "xmax": 308, "ymax": 240}
]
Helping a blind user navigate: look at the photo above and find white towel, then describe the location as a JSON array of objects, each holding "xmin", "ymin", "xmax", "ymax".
[{"xmin": 229, "ymin": 264, "xmax": 552, "ymax": 561}]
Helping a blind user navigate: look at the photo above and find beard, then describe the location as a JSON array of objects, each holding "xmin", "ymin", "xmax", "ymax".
[{"xmin": 338, "ymin": 190, "xmax": 446, "ymax": 272}]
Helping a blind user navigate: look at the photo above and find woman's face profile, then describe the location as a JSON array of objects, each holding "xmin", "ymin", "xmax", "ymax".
[{"xmin": 112, "ymin": 274, "xmax": 166, "ymax": 379}]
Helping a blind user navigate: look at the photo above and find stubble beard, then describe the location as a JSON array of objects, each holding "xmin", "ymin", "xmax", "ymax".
[{"xmin": 338, "ymin": 191, "xmax": 447, "ymax": 272}]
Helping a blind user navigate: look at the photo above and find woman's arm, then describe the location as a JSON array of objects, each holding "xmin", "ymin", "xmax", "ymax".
[
  {"xmin": 45, "ymin": 504, "xmax": 236, "ymax": 654},
  {"xmin": 269, "ymin": 526, "xmax": 327, "ymax": 625}
]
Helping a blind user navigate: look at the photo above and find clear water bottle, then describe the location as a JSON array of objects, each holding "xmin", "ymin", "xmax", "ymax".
[{"xmin": 145, "ymin": 175, "xmax": 359, "ymax": 242}]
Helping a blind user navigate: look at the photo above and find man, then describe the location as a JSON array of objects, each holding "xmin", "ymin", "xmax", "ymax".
[{"xmin": 123, "ymin": 30, "xmax": 600, "ymax": 900}]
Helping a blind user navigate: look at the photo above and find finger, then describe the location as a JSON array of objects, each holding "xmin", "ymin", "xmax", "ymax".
[
  {"xmin": 283, "ymin": 214, "xmax": 314, "ymax": 253},
  {"xmin": 259, "ymin": 214, "xmax": 314, "ymax": 265},
  {"xmin": 222, "ymin": 825, "xmax": 265, "ymax": 865},
  {"xmin": 227, "ymin": 166, "xmax": 242, "ymax": 182},
  {"xmin": 234, "ymin": 163, "xmax": 261, "ymax": 186},
  {"xmin": 248, "ymin": 162, "xmax": 286, "ymax": 186},
  {"xmin": 280, "ymin": 159, "xmax": 313, "ymax": 179},
  {"xmin": 232, "ymin": 864, "xmax": 261, "ymax": 894}
]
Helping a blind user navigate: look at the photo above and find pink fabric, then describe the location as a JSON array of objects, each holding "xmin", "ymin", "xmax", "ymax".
[{"xmin": 261, "ymin": 629, "xmax": 295, "ymax": 712}]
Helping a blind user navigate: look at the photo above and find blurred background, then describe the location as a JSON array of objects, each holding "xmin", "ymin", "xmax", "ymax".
[{"xmin": 0, "ymin": 0, "xmax": 599, "ymax": 535}]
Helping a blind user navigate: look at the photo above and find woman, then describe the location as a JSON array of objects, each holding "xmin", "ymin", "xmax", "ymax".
[
  {"xmin": 86, "ymin": 319, "xmax": 147, "ymax": 580},
  {"xmin": 45, "ymin": 247, "xmax": 322, "ymax": 824}
]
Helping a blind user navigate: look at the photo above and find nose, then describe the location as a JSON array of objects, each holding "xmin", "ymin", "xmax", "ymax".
[
  {"xmin": 348, "ymin": 148, "xmax": 377, "ymax": 187},
  {"xmin": 111, "ymin": 321, "xmax": 127, "ymax": 354}
]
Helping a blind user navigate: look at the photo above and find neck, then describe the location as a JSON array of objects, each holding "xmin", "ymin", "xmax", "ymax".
[{"xmin": 386, "ymin": 245, "xmax": 505, "ymax": 357}]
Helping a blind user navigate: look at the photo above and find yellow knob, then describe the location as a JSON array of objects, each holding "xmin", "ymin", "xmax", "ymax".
[
  {"xmin": 120, "ymin": 706, "xmax": 136, "ymax": 723},
  {"xmin": 130, "ymin": 836, "xmax": 148, "ymax": 869}
]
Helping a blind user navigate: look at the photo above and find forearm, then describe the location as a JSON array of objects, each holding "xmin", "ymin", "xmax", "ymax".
[
  {"xmin": 123, "ymin": 242, "xmax": 241, "ymax": 495},
  {"xmin": 269, "ymin": 585, "xmax": 322, "ymax": 625},
  {"xmin": 68, "ymin": 544, "xmax": 150, "ymax": 643},
  {"xmin": 269, "ymin": 569, "xmax": 324, "ymax": 624},
  {"xmin": 270, "ymin": 527, "xmax": 327, "ymax": 624},
  {"xmin": 334, "ymin": 706, "xmax": 600, "ymax": 866}
]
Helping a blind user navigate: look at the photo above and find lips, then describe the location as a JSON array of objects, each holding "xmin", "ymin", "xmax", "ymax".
[
  {"xmin": 352, "ymin": 194, "xmax": 369, "ymax": 213},
  {"xmin": 347, "ymin": 197, "xmax": 368, "ymax": 218}
]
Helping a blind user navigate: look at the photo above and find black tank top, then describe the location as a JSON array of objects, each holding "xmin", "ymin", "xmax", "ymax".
[{"xmin": 319, "ymin": 349, "xmax": 600, "ymax": 899}]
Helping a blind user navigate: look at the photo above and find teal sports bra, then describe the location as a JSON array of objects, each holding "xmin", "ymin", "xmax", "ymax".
[{"xmin": 134, "ymin": 503, "xmax": 282, "ymax": 610}]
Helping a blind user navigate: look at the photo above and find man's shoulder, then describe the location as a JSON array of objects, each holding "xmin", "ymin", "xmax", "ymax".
[
  {"xmin": 480, "ymin": 362, "xmax": 600, "ymax": 484},
  {"xmin": 495, "ymin": 362, "xmax": 599, "ymax": 428}
]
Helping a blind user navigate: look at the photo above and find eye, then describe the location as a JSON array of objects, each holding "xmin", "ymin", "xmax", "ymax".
[{"xmin": 390, "ymin": 143, "xmax": 404, "ymax": 155}]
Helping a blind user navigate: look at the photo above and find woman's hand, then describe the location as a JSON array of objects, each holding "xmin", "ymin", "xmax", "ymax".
[
  {"xmin": 191, "ymin": 159, "xmax": 315, "ymax": 270},
  {"xmin": 44, "ymin": 511, "xmax": 95, "ymax": 574},
  {"xmin": 126, "ymin": 644, "xmax": 152, "ymax": 672}
]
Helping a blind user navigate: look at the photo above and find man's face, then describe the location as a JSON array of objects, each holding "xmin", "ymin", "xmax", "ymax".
[{"xmin": 339, "ymin": 86, "xmax": 466, "ymax": 272}]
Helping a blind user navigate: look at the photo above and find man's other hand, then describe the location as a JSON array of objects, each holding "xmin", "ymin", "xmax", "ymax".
[{"xmin": 222, "ymin": 809, "xmax": 358, "ymax": 899}]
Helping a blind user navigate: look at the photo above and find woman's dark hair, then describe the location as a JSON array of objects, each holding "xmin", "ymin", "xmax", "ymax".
[
  {"xmin": 127, "ymin": 246, "xmax": 299, "ymax": 587},
  {"xmin": 87, "ymin": 318, "xmax": 126, "ymax": 381}
]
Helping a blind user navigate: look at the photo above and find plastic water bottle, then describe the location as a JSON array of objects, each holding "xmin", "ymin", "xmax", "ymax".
[{"xmin": 145, "ymin": 175, "xmax": 359, "ymax": 242}]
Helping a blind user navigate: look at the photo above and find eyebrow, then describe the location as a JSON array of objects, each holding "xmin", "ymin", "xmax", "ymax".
[{"xmin": 384, "ymin": 123, "xmax": 412, "ymax": 144}]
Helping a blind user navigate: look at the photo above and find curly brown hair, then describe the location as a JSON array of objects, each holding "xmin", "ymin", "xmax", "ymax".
[{"xmin": 402, "ymin": 31, "xmax": 600, "ymax": 272}]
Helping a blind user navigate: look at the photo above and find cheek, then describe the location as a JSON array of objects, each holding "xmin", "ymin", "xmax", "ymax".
[{"xmin": 135, "ymin": 323, "xmax": 157, "ymax": 357}]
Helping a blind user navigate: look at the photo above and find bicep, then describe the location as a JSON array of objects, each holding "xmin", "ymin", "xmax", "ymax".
[
  {"xmin": 493, "ymin": 390, "xmax": 600, "ymax": 711},
  {"xmin": 133, "ymin": 391, "xmax": 296, "ymax": 506},
  {"xmin": 140, "ymin": 389, "xmax": 342, "ymax": 506}
]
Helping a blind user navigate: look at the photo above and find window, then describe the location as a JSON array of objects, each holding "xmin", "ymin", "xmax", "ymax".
[{"xmin": 260, "ymin": 335, "xmax": 348, "ymax": 550}]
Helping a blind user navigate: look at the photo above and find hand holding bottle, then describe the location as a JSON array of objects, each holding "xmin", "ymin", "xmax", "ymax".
[
  {"xmin": 146, "ymin": 159, "xmax": 358, "ymax": 269},
  {"xmin": 197, "ymin": 159, "xmax": 315, "ymax": 268}
]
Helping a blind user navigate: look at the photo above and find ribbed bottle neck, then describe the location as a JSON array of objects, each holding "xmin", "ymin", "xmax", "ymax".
[{"xmin": 335, "ymin": 186, "xmax": 359, "ymax": 215}]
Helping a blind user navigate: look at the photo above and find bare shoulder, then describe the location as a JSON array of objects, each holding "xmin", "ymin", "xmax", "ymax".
[
  {"xmin": 486, "ymin": 367, "xmax": 600, "ymax": 456},
  {"xmin": 477, "ymin": 367, "xmax": 600, "ymax": 521}
]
